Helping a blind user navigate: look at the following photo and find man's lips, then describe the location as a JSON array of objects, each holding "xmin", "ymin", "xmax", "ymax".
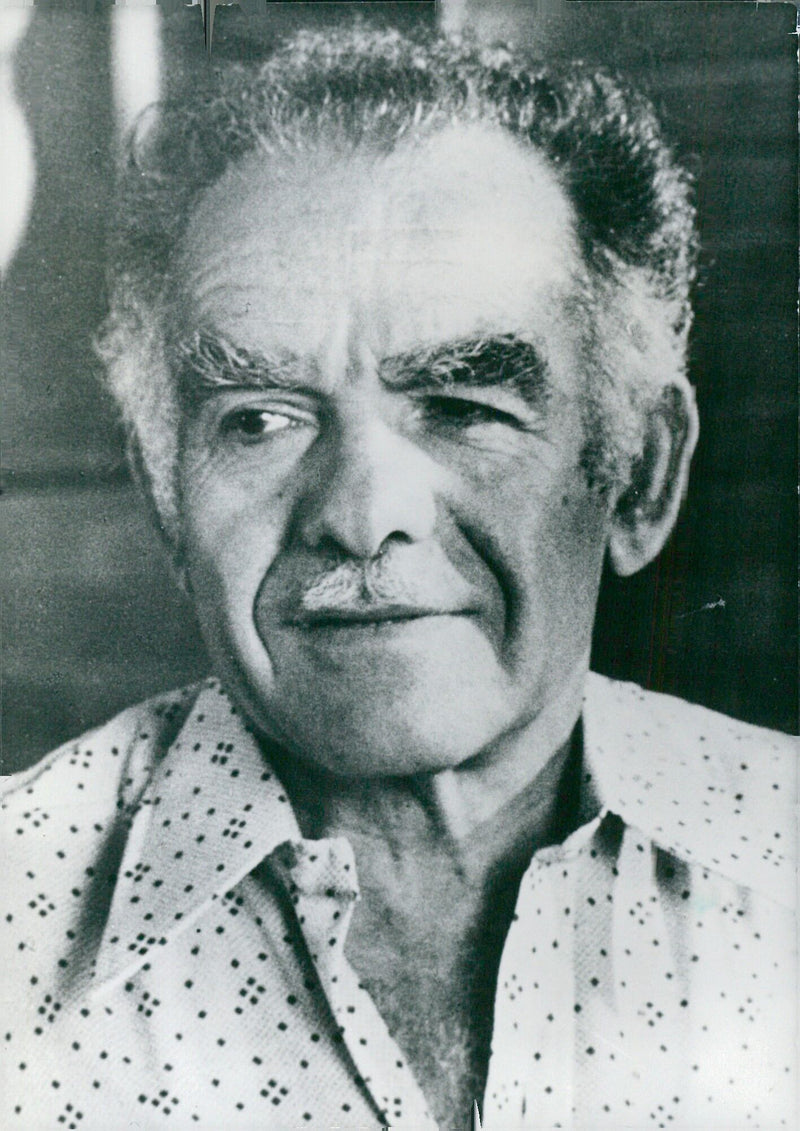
[{"xmin": 283, "ymin": 606, "xmax": 473, "ymax": 628}]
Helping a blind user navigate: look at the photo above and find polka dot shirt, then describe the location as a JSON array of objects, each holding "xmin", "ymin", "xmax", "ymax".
[{"xmin": 1, "ymin": 675, "xmax": 796, "ymax": 1129}]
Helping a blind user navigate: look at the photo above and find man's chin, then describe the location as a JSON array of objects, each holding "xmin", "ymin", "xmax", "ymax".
[
  {"xmin": 252, "ymin": 669, "xmax": 514, "ymax": 778},
  {"xmin": 265, "ymin": 706, "xmax": 509, "ymax": 778},
  {"xmin": 218, "ymin": 613, "xmax": 518, "ymax": 776}
]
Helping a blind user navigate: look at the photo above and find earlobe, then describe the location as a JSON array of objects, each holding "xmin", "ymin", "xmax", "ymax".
[{"xmin": 608, "ymin": 382, "xmax": 699, "ymax": 577}]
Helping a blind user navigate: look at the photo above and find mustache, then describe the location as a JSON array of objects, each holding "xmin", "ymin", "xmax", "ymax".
[{"xmin": 285, "ymin": 544, "xmax": 475, "ymax": 617}]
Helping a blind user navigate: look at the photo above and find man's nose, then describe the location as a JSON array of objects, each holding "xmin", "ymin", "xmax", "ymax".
[{"xmin": 297, "ymin": 419, "xmax": 440, "ymax": 560}]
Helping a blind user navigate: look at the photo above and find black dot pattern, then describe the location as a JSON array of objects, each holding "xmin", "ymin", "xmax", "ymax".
[{"xmin": 1, "ymin": 674, "xmax": 795, "ymax": 1127}]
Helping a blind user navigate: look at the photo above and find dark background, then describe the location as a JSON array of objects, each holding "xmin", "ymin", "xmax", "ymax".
[{"xmin": 2, "ymin": 2, "xmax": 797, "ymax": 775}]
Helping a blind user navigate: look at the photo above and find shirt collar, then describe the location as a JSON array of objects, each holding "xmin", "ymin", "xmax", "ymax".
[
  {"xmin": 582, "ymin": 672, "xmax": 791, "ymax": 904},
  {"xmin": 92, "ymin": 672, "xmax": 775, "ymax": 992},
  {"xmin": 92, "ymin": 681, "xmax": 302, "ymax": 992}
]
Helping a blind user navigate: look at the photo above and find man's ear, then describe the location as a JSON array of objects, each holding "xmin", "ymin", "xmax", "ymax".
[{"xmin": 608, "ymin": 383, "xmax": 699, "ymax": 577}]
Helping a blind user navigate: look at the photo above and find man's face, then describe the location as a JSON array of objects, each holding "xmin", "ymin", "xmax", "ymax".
[{"xmin": 175, "ymin": 123, "xmax": 614, "ymax": 776}]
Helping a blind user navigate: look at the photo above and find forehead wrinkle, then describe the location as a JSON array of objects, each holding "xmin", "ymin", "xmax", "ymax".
[{"xmin": 174, "ymin": 125, "xmax": 590, "ymax": 405}]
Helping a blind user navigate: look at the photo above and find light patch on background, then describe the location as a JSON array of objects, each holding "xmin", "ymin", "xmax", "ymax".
[
  {"xmin": 439, "ymin": 0, "xmax": 469, "ymax": 35},
  {"xmin": 111, "ymin": 4, "xmax": 161, "ymax": 143},
  {"xmin": 0, "ymin": 8, "xmax": 34, "ymax": 276}
]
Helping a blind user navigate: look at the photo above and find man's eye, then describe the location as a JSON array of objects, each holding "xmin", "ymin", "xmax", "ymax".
[
  {"xmin": 421, "ymin": 396, "xmax": 521, "ymax": 430},
  {"xmin": 219, "ymin": 408, "xmax": 302, "ymax": 441}
]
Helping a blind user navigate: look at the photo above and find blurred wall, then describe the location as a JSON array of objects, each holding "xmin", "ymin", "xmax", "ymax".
[{"xmin": 2, "ymin": 1, "xmax": 797, "ymax": 775}]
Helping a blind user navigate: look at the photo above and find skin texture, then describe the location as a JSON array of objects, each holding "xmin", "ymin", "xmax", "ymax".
[{"xmin": 170, "ymin": 123, "xmax": 696, "ymax": 1129}]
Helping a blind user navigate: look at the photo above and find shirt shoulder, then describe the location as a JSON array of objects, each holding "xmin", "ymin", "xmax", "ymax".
[
  {"xmin": 584, "ymin": 673, "xmax": 797, "ymax": 905},
  {"xmin": 1, "ymin": 683, "xmax": 206, "ymax": 848}
]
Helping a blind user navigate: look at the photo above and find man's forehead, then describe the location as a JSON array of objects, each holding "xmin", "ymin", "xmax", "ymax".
[
  {"xmin": 175, "ymin": 121, "xmax": 584, "ymax": 370},
  {"xmin": 181, "ymin": 122, "xmax": 576, "ymax": 260}
]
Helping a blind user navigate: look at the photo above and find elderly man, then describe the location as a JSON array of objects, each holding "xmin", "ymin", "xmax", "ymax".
[{"xmin": 2, "ymin": 25, "xmax": 795, "ymax": 1131}]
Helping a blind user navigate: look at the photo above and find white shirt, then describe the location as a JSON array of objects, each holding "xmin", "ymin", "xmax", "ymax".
[{"xmin": 1, "ymin": 674, "xmax": 796, "ymax": 1129}]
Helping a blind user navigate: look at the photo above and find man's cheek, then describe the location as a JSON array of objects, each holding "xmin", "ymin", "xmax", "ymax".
[
  {"xmin": 183, "ymin": 498, "xmax": 288, "ymax": 629},
  {"xmin": 533, "ymin": 498, "xmax": 608, "ymax": 636},
  {"xmin": 491, "ymin": 484, "xmax": 606, "ymax": 651}
]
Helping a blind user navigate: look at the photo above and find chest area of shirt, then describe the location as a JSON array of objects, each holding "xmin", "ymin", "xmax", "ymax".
[{"xmin": 15, "ymin": 836, "xmax": 793, "ymax": 1130}]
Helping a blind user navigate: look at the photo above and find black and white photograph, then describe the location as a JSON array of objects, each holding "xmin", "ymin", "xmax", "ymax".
[{"xmin": 1, "ymin": 2, "xmax": 797, "ymax": 1128}]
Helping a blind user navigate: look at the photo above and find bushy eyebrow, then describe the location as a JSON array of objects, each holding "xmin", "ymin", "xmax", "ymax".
[
  {"xmin": 174, "ymin": 330, "xmax": 306, "ymax": 400},
  {"xmin": 174, "ymin": 330, "xmax": 550, "ymax": 407},
  {"xmin": 380, "ymin": 335, "xmax": 550, "ymax": 405}
]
